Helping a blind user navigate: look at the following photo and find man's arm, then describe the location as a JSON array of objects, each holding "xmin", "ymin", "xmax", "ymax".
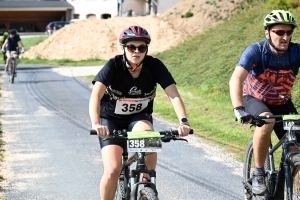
[{"xmin": 229, "ymin": 66, "xmax": 249, "ymax": 108}]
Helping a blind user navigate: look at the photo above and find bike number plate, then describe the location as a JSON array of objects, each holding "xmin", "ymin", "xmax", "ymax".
[{"xmin": 127, "ymin": 131, "xmax": 162, "ymax": 152}]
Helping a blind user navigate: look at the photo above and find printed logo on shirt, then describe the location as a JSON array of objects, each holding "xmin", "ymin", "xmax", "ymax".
[
  {"xmin": 128, "ymin": 86, "xmax": 141, "ymax": 95},
  {"xmin": 144, "ymin": 86, "xmax": 156, "ymax": 99},
  {"xmin": 108, "ymin": 86, "xmax": 122, "ymax": 95}
]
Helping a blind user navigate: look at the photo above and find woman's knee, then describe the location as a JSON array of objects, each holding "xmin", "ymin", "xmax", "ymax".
[{"xmin": 103, "ymin": 165, "xmax": 122, "ymax": 180}]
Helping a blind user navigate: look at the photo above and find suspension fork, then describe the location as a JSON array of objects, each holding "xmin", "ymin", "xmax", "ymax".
[{"xmin": 283, "ymin": 142, "xmax": 293, "ymax": 199}]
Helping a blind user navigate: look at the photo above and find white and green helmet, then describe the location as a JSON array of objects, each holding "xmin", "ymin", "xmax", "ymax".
[{"xmin": 264, "ymin": 10, "xmax": 297, "ymax": 30}]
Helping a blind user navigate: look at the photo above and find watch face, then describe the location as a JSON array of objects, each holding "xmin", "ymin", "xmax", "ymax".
[{"xmin": 181, "ymin": 118, "xmax": 188, "ymax": 123}]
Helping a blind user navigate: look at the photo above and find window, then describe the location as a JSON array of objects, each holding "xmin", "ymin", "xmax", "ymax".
[
  {"xmin": 73, "ymin": 14, "xmax": 80, "ymax": 19},
  {"xmin": 87, "ymin": 14, "xmax": 96, "ymax": 19}
]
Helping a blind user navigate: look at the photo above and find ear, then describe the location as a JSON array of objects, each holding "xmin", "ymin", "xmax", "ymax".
[{"xmin": 265, "ymin": 30, "xmax": 270, "ymax": 39}]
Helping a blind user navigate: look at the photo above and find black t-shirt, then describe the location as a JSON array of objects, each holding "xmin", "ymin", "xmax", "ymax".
[{"xmin": 92, "ymin": 55, "xmax": 176, "ymax": 119}]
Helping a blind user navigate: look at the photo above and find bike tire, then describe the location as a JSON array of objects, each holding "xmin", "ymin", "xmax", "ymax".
[
  {"xmin": 8, "ymin": 58, "xmax": 13, "ymax": 83},
  {"xmin": 138, "ymin": 187, "xmax": 159, "ymax": 200},
  {"xmin": 114, "ymin": 177, "xmax": 127, "ymax": 200},
  {"xmin": 243, "ymin": 139, "xmax": 271, "ymax": 200},
  {"xmin": 11, "ymin": 60, "xmax": 15, "ymax": 84},
  {"xmin": 284, "ymin": 168, "xmax": 300, "ymax": 199}
]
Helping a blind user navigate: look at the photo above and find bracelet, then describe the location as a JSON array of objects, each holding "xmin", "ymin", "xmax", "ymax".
[{"xmin": 180, "ymin": 122, "xmax": 190, "ymax": 126}]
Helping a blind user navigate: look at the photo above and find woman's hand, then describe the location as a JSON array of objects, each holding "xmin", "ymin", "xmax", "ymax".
[
  {"xmin": 92, "ymin": 124, "xmax": 110, "ymax": 138},
  {"xmin": 178, "ymin": 124, "xmax": 191, "ymax": 137}
]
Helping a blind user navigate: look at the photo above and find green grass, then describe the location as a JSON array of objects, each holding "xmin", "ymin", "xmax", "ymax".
[{"xmin": 151, "ymin": 3, "xmax": 300, "ymax": 161}]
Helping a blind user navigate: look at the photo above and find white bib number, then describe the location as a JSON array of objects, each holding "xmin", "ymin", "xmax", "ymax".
[
  {"xmin": 115, "ymin": 98, "xmax": 149, "ymax": 115},
  {"xmin": 128, "ymin": 131, "xmax": 162, "ymax": 153}
]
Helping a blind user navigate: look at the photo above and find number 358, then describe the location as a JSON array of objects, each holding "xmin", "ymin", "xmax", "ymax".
[
  {"xmin": 129, "ymin": 139, "xmax": 145, "ymax": 148},
  {"xmin": 122, "ymin": 103, "xmax": 143, "ymax": 112}
]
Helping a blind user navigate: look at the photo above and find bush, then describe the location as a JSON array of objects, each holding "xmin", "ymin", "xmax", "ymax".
[{"xmin": 184, "ymin": 11, "xmax": 194, "ymax": 18}]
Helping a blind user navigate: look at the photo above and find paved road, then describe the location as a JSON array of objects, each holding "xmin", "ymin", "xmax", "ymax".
[{"xmin": 0, "ymin": 65, "xmax": 244, "ymax": 200}]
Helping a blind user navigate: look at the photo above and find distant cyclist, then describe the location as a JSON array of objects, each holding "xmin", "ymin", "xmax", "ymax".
[
  {"xmin": 1, "ymin": 29, "xmax": 25, "ymax": 74},
  {"xmin": 89, "ymin": 25, "xmax": 191, "ymax": 199},
  {"xmin": 229, "ymin": 10, "xmax": 300, "ymax": 195},
  {"xmin": 0, "ymin": 31, "xmax": 8, "ymax": 62}
]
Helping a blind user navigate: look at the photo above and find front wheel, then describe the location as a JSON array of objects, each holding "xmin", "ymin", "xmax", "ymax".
[
  {"xmin": 138, "ymin": 187, "xmax": 159, "ymax": 200},
  {"xmin": 243, "ymin": 139, "xmax": 271, "ymax": 200},
  {"xmin": 10, "ymin": 60, "xmax": 16, "ymax": 84},
  {"xmin": 114, "ymin": 178, "xmax": 127, "ymax": 200},
  {"xmin": 284, "ymin": 167, "xmax": 300, "ymax": 199}
]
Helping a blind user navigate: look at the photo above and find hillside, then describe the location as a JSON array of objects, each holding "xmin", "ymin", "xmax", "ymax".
[{"xmin": 22, "ymin": 0, "xmax": 243, "ymax": 61}]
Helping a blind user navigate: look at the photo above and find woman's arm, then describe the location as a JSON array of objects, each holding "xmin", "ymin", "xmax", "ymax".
[
  {"xmin": 89, "ymin": 81, "xmax": 110, "ymax": 137},
  {"xmin": 164, "ymin": 84, "xmax": 190, "ymax": 136},
  {"xmin": 18, "ymin": 40, "xmax": 25, "ymax": 51}
]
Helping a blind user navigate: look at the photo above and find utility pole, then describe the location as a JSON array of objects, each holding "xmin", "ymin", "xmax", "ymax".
[{"xmin": 118, "ymin": 0, "xmax": 123, "ymax": 16}]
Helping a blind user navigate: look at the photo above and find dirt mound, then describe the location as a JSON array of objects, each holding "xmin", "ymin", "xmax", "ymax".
[{"xmin": 22, "ymin": 0, "xmax": 243, "ymax": 61}]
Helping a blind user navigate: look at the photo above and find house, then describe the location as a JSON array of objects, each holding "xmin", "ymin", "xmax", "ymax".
[{"xmin": 0, "ymin": 0, "xmax": 181, "ymax": 33}]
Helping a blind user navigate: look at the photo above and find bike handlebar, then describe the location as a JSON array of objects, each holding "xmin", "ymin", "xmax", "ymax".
[
  {"xmin": 90, "ymin": 129, "xmax": 194, "ymax": 136},
  {"xmin": 90, "ymin": 129, "xmax": 194, "ymax": 142}
]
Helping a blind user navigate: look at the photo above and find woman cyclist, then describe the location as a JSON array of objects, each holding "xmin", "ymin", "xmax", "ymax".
[
  {"xmin": 1, "ymin": 29, "xmax": 25, "ymax": 74},
  {"xmin": 89, "ymin": 25, "xmax": 191, "ymax": 200}
]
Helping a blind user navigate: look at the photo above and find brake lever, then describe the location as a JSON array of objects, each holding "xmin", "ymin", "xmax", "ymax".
[{"xmin": 174, "ymin": 137, "xmax": 188, "ymax": 142}]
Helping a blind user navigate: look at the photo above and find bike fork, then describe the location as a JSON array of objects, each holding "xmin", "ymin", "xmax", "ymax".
[{"xmin": 283, "ymin": 142, "xmax": 293, "ymax": 200}]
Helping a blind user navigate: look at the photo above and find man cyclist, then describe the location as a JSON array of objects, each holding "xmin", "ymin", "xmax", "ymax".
[
  {"xmin": 229, "ymin": 10, "xmax": 300, "ymax": 195},
  {"xmin": 1, "ymin": 29, "xmax": 25, "ymax": 74},
  {"xmin": 89, "ymin": 25, "xmax": 191, "ymax": 200},
  {"xmin": 0, "ymin": 31, "xmax": 8, "ymax": 63}
]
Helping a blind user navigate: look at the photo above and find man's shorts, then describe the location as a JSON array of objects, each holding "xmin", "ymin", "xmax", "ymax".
[
  {"xmin": 243, "ymin": 95, "xmax": 298, "ymax": 140},
  {"xmin": 98, "ymin": 112, "xmax": 153, "ymax": 149}
]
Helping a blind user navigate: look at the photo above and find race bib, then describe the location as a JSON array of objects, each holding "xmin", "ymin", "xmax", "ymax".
[
  {"xmin": 127, "ymin": 131, "xmax": 162, "ymax": 153},
  {"xmin": 115, "ymin": 98, "xmax": 149, "ymax": 115}
]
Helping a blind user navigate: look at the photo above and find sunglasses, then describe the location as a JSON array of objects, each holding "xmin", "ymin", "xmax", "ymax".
[
  {"xmin": 125, "ymin": 44, "xmax": 148, "ymax": 53},
  {"xmin": 271, "ymin": 29, "xmax": 293, "ymax": 36}
]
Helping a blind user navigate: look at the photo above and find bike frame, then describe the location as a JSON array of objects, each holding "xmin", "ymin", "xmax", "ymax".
[
  {"xmin": 8, "ymin": 48, "xmax": 19, "ymax": 83},
  {"xmin": 90, "ymin": 129, "xmax": 193, "ymax": 200},
  {"xmin": 266, "ymin": 131, "xmax": 298, "ymax": 199},
  {"xmin": 119, "ymin": 139, "xmax": 158, "ymax": 200}
]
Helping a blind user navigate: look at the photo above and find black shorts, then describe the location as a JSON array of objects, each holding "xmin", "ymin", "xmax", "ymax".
[
  {"xmin": 243, "ymin": 95, "xmax": 298, "ymax": 140},
  {"xmin": 98, "ymin": 112, "xmax": 153, "ymax": 149}
]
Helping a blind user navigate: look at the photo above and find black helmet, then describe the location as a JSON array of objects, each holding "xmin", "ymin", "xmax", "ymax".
[
  {"xmin": 9, "ymin": 29, "xmax": 17, "ymax": 35},
  {"xmin": 119, "ymin": 26, "xmax": 151, "ymax": 45}
]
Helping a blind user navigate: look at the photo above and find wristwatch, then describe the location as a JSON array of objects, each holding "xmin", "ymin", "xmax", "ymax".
[
  {"xmin": 181, "ymin": 118, "xmax": 188, "ymax": 123},
  {"xmin": 180, "ymin": 118, "xmax": 190, "ymax": 126}
]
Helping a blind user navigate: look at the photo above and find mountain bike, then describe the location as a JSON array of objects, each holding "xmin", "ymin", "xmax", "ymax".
[
  {"xmin": 243, "ymin": 114, "xmax": 300, "ymax": 200},
  {"xmin": 7, "ymin": 47, "xmax": 23, "ymax": 84},
  {"xmin": 90, "ymin": 128, "xmax": 194, "ymax": 200}
]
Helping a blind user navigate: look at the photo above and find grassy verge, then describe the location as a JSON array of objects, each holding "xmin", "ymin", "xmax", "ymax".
[{"xmin": 0, "ymin": 73, "xmax": 5, "ymax": 199}]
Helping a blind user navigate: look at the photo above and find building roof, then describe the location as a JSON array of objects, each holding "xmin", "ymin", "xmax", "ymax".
[{"xmin": 0, "ymin": 0, "xmax": 73, "ymax": 10}]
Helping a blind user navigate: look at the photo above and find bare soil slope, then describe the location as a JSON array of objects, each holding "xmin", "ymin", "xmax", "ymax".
[{"xmin": 22, "ymin": 0, "xmax": 243, "ymax": 61}]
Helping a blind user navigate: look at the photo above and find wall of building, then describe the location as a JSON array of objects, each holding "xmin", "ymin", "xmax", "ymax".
[
  {"xmin": 157, "ymin": 0, "xmax": 181, "ymax": 15},
  {"xmin": 121, "ymin": 0, "xmax": 145, "ymax": 16},
  {"xmin": 67, "ymin": 0, "xmax": 118, "ymax": 19}
]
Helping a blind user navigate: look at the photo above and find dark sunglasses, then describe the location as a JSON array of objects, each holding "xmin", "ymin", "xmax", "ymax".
[
  {"xmin": 271, "ymin": 29, "xmax": 293, "ymax": 36},
  {"xmin": 125, "ymin": 44, "xmax": 148, "ymax": 53}
]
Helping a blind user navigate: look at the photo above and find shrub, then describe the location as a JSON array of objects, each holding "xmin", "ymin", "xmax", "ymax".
[{"xmin": 184, "ymin": 11, "xmax": 194, "ymax": 18}]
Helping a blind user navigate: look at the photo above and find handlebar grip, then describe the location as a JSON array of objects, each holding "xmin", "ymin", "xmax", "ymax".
[
  {"xmin": 189, "ymin": 129, "xmax": 194, "ymax": 134},
  {"xmin": 90, "ymin": 130, "xmax": 97, "ymax": 135}
]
